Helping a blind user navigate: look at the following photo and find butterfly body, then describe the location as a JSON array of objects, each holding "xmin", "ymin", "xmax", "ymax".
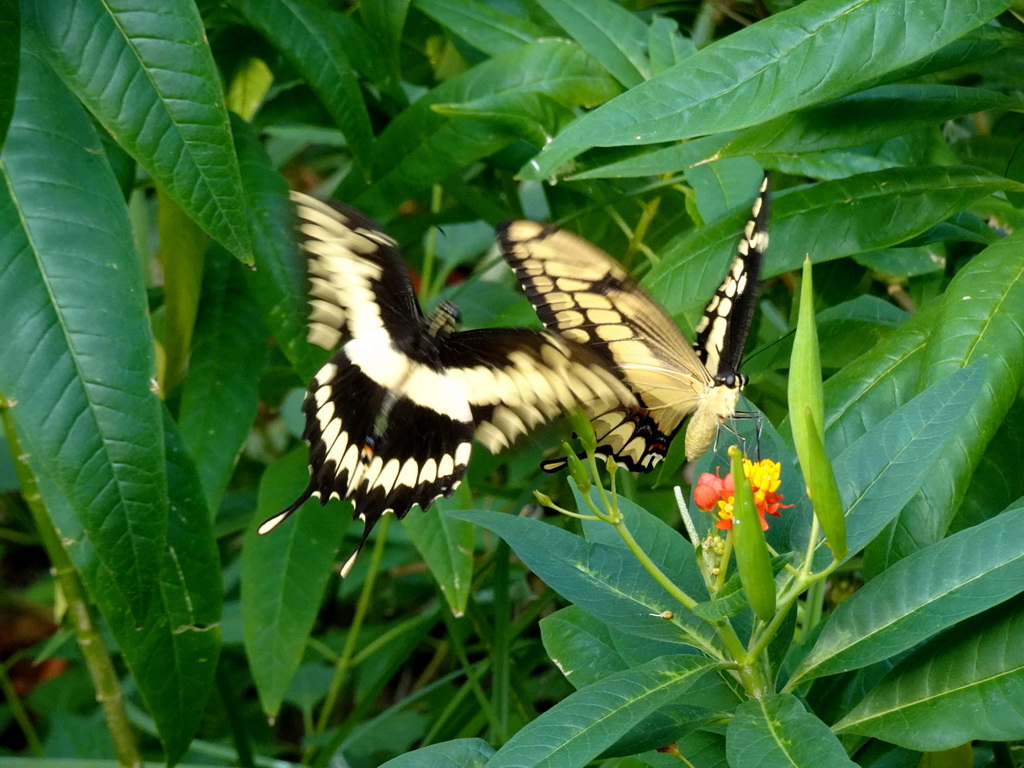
[
  {"xmin": 261, "ymin": 193, "xmax": 635, "ymax": 574},
  {"xmin": 500, "ymin": 174, "xmax": 769, "ymax": 471}
]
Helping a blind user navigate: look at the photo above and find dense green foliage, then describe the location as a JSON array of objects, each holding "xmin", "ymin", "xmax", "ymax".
[{"xmin": 1, "ymin": 0, "xmax": 1024, "ymax": 767}]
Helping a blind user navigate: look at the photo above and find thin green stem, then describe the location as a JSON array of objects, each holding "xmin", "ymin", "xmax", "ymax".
[
  {"xmin": 440, "ymin": 605, "xmax": 499, "ymax": 734},
  {"xmin": 420, "ymin": 185, "xmax": 444, "ymax": 301},
  {"xmin": 0, "ymin": 657, "xmax": 43, "ymax": 755},
  {"xmin": 1, "ymin": 400, "xmax": 142, "ymax": 768},
  {"xmin": 313, "ymin": 513, "xmax": 391, "ymax": 738},
  {"xmin": 714, "ymin": 532, "xmax": 734, "ymax": 593},
  {"xmin": 612, "ymin": 519, "xmax": 697, "ymax": 611},
  {"xmin": 492, "ymin": 540, "xmax": 511, "ymax": 743}
]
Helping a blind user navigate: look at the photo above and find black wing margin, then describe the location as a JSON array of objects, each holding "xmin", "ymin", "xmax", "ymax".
[{"xmin": 694, "ymin": 173, "xmax": 769, "ymax": 379}]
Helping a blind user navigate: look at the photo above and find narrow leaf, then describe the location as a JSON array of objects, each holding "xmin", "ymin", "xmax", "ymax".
[
  {"xmin": 415, "ymin": 0, "xmax": 541, "ymax": 55},
  {"xmin": 535, "ymin": 0, "xmax": 650, "ymax": 87},
  {"xmin": 835, "ymin": 594, "xmax": 1024, "ymax": 750},
  {"xmin": 446, "ymin": 509, "xmax": 715, "ymax": 648},
  {"xmin": 178, "ymin": 246, "xmax": 267, "ymax": 514},
  {"xmin": 379, "ymin": 738, "xmax": 495, "ymax": 767},
  {"xmin": 403, "ymin": 494, "xmax": 475, "ymax": 616},
  {"xmin": 228, "ymin": 0, "xmax": 375, "ymax": 180},
  {"xmin": 791, "ymin": 503, "xmax": 1024, "ymax": 685},
  {"xmin": 871, "ymin": 232, "xmax": 1024, "ymax": 568},
  {"xmin": 648, "ymin": 168, "xmax": 1023, "ymax": 320},
  {"xmin": 242, "ymin": 449, "xmax": 349, "ymax": 716},
  {"xmin": 528, "ymin": 0, "xmax": 1011, "ymax": 176},
  {"xmin": 487, "ymin": 655, "xmax": 719, "ymax": 767}
]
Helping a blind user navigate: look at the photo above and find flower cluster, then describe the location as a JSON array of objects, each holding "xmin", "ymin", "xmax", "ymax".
[{"xmin": 694, "ymin": 459, "xmax": 789, "ymax": 531}]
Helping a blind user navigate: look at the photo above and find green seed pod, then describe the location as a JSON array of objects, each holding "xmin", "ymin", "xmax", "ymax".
[{"xmin": 729, "ymin": 447, "xmax": 776, "ymax": 622}]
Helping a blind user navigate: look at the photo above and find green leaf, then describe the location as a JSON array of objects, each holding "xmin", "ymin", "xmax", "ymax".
[
  {"xmin": 0, "ymin": 0, "xmax": 17, "ymax": 150},
  {"xmin": 0, "ymin": 38, "xmax": 166, "ymax": 619},
  {"xmin": 445, "ymin": 508, "xmax": 715, "ymax": 649},
  {"xmin": 869, "ymin": 232, "xmax": 1024, "ymax": 569},
  {"xmin": 807, "ymin": 365, "xmax": 985, "ymax": 566},
  {"xmin": 486, "ymin": 655, "xmax": 720, "ymax": 767},
  {"xmin": 790, "ymin": 502, "xmax": 1024, "ymax": 686},
  {"xmin": 348, "ymin": 39, "xmax": 619, "ymax": 214},
  {"xmin": 26, "ymin": 0, "xmax": 252, "ymax": 260},
  {"xmin": 228, "ymin": 0, "xmax": 375, "ymax": 181},
  {"xmin": 727, "ymin": 694, "xmax": 857, "ymax": 768},
  {"xmin": 723, "ymin": 85, "xmax": 1024, "ymax": 160},
  {"xmin": 527, "ymin": 0, "xmax": 1012, "ymax": 177},
  {"xmin": 415, "ymin": 0, "xmax": 541, "ymax": 56},
  {"xmin": 231, "ymin": 113, "xmax": 323, "ymax": 380},
  {"xmin": 534, "ymin": 0, "xmax": 650, "ymax": 87},
  {"xmin": 242, "ymin": 448, "xmax": 349, "ymax": 716},
  {"xmin": 404, "ymin": 494, "xmax": 475, "ymax": 616},
  {"xmin": 178, "ymin": 246, "xmax": 267, "ymax": 514},
  {"xmin": 647, "ymin": 16, "xmax": 694, "ymax": 76},
  {"xmin": 835, "ymin": 594, "xmax": 1024, "ymax": 750},
  {"xmin": 540, "ymin": 606, "xmax": 628, "ymax": 689},
  {"xmin": 378, "ymin": 737, "xmax": 495, "ymax": 767},
  {"xmin": 648, "ymin": 167, "xmax": 1023, "ymax": 320},
  {"xmin": 360, "ymin": 0, "xmax": 410, "ymax": 84}
]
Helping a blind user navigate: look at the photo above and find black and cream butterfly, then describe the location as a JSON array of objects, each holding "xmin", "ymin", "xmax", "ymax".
[
  {"xmin": 499, "ymin": 174, "xmax": 769, "ymax": 472},
  {"xmin": 259, "ymin": 193, "xmax": 636, "ymax": 575}
]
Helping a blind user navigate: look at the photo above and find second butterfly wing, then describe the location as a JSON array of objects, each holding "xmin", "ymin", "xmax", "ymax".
[{"xmin": 499, "ymin": 175, "xmax": 768, "ymax": 470}]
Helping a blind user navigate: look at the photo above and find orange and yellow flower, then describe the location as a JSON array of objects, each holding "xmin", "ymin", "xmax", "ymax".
[{"xmin": 695, "ymin": 459, "xmax": 790, "ymax": 531}]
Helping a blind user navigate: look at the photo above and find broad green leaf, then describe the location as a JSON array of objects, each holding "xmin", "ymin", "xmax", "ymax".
[
  {"xmin": 178, "ymin": 246, "xmax": 267, "ymax": 514},
  {"xmin": 0, "ymin": 39, "xmax": 166, "ymax": 619},
  {"xmin": 868, "ymin": 232, "xmax": 1024, "ymax": 570},
  {"xmin": 231, "ymin": 114, "xmax": 322, "ymax": 380},
  {"xmin": 835, "ymin": 594, "xmax": 1024, "ymax": 750},
  {"xmin": 727, "ymin": 694, "xmax": 857, "ymax": 768},
  {"xmin": 379, "ymin": 737, "xmax": 495, "ymax": 767},
  {"xmin": 446, "ymin": 509, "xmax": 715, "ymax": 649},
  {"xmin": 527, "ymin": 0, "xmax": 1011, "ymax": 177},
  {"xmin": 540, "ymin": 606, "xmax": 628, "ymax": 689},
  {"xmin": 486, "ymin": 655, "xmax": 719, "ymax": 767},
  {"xmin": 242, "ymin": 448, "xmax": 348, "ymax": 716},
  {"xmin": 415, "ymin": 0, "xmax": 541, "ymax": 55},
  {"xmin": 790, "ymin": 503, "xmax": 1024, "ymax": 686},
  {"xmin": 347, "ymin": 39, "xmax": 619, "ymax": 214},
  {"xmin": 404, "ymin": 493, "xmax": 475, "ymax": 616},
  {"xmin": 535, "ymin": 0, "xmax": 650, "ymax": 87},
  {"xmin": 0, "ymin": 0, "xmax": 17, "ymax": 150},
  {"xmin": 805, "ymin": 365, "xmax": 984, "ymax": 566},
  {"xmin": 433, "ymin": 91, "xmax": 576, "ymax": 148},
  {"xmin": 686, "ymin": 157, "xmax": 765, "ymax": 223},
  {"xmin": 854, "ymin": 247, "xmax": 947, "ymax": 278},
  {"xmin": 228, "ymin": 0, "xmax": 375, "ymax": 180},
  {"xmin": 648, "ymin": 167, "xmax": 1023, "ymax": 320},
  {"xmin": 26, "ymin": 0, "xmax": 252, "ymax": 260},
  {"xmin": 820, "ymin": 299, "xmax": 938, "ymax": 454}
]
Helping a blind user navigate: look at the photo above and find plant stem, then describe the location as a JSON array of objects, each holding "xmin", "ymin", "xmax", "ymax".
[
  {"xmin": 1, "ymin": 401, "xmax": 142, "ymax": 768},
  {"xmin": 492, "ymin": 540, "xmax": 511, "ymax": 743},
  {"xmin": 0, "ymin": 657, "xmax": 43, "ymax": 755},
  {"xmin": 314, "ymin": 513, "xmax": 391, "ymax": 737}
]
